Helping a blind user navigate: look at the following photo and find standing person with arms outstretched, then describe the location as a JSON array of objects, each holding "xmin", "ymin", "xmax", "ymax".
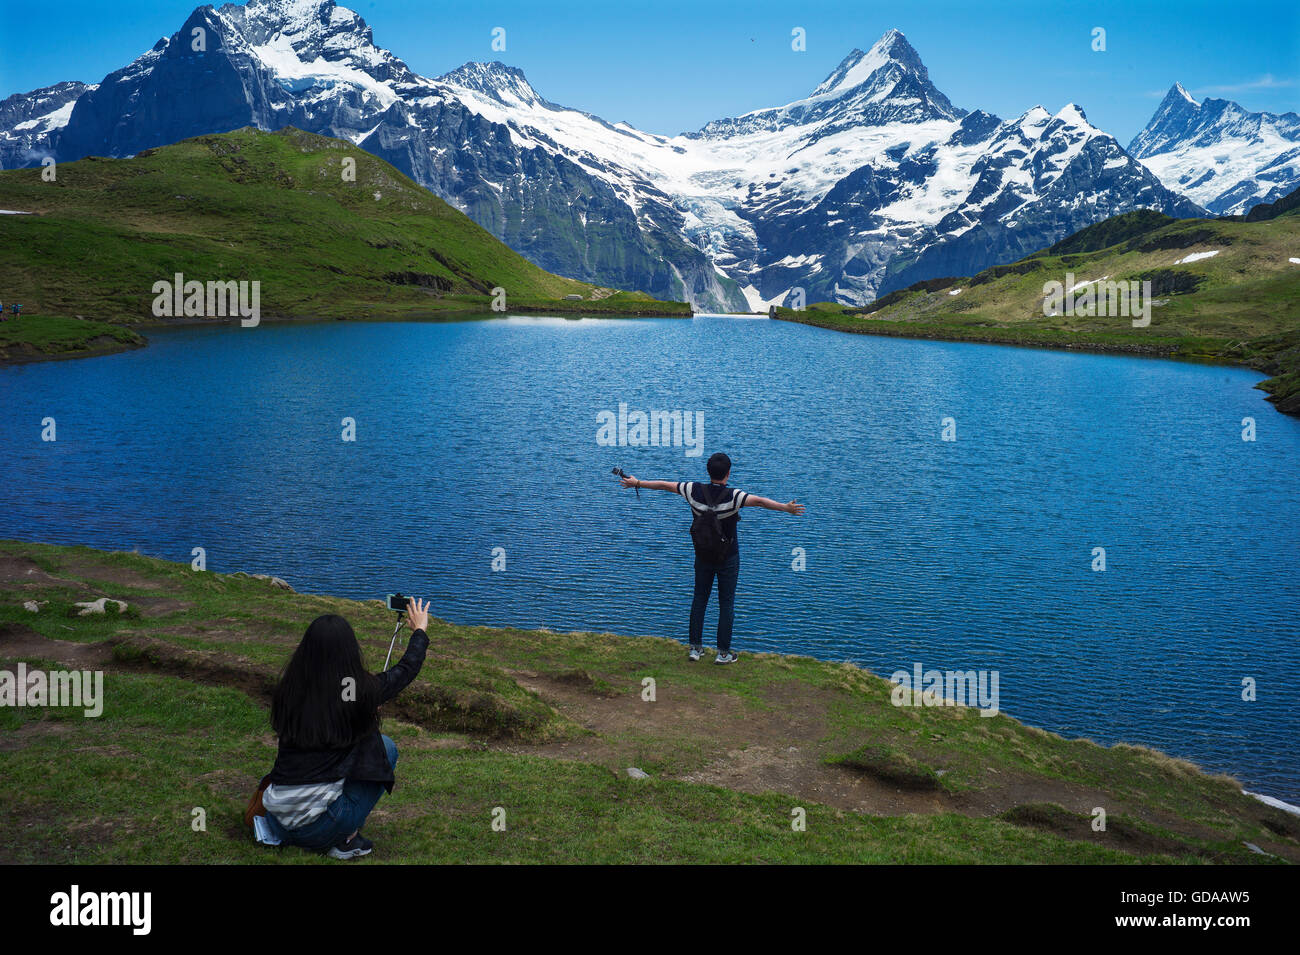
[{"xmin": 619, "ymin": 452, "xmax": 805, "ymax": 664}]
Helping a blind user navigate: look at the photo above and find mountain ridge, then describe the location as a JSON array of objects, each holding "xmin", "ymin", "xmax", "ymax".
[
  {"xmin": 1128, "ymin": 83, "xmax": 1300, "ymax": 215},
  {"xmin": 5, "ymin": 0, "xmax": 1285, "ymax": 311}
]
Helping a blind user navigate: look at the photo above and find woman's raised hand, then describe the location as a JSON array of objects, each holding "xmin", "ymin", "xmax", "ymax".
[{"xmin": 405, "ymin": 597, "xmax": 430, "ymax": 633}]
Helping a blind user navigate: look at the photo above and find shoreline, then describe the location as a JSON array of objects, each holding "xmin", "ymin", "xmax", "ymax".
[
  {"xmin": 5, "ymin": 534, "xmax": 1298, "ymax": 813},
  {"xmin": 0, "ymin": 317, "xmax": 148, "ymax": 368},
  {"xmin": 1247, "ymin": 791, "xmax": 1300, "ymax": 817},
  {"xmin": 7, "ymin": 306, "xmax": 1286, "ymax": 384},
  {"xmin": 769, "ymin": 308, "xmax": 1300, "ymax": 416},
  {"xmin": 0, "ymin": 303, "xmax": 693, "ymax": 367},
  {"xmin": 0, "ymin": 336, "xmax": 147, "ymax": 367}
]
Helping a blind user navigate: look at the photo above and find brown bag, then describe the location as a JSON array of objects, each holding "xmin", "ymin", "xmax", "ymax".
[{"xmin": 243, "ymin": 775, "xmax": 272, "ymax": 828}]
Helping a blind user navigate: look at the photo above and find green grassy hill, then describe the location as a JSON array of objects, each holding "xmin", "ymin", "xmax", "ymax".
[
  {"xmin": 0, "ymin": 126, "xmax": 689, "ymax": 361},
  {"xmin": 2, "ymin": 540, "xmax": 1296, "ymax": 864},
  {"xmin": 774, "ymin": 195, "xmax": 1300, "ymax": 415}
]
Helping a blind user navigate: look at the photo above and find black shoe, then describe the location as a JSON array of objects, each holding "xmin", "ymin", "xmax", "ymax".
[{"xmin": 327, "ymin": 832, "xmax": 373, "ymax": 860}]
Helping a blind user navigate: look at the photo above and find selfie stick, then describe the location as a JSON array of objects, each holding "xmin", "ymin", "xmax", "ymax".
[
  {"xmin": 383, "ymin": 594, "xmax": 406, "ymax": 670},
  {"xmin": 383, "ymin": 615, "xmax": 403, "ymax": 671}
]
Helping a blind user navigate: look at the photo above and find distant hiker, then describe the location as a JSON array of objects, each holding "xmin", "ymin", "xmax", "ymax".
[
  {"xmin": 247, "ymin": 598, "xmax": 430, "ymax": 860},
  {"xmin": 619, "ymin": 452, "xmax": 804, "ymax": 664}
]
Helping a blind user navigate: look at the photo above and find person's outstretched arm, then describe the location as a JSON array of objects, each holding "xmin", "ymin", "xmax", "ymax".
[
  {"xmin": 377, "ymin": 597, "xmax": 430, "ymax": 703},
  {"xmin": 619, "ymin": 474, "xmax": 679, "ymax": 493},
  {"xmin": 742, "ymin": 494, "xmax": 806, "ymax": 515}
]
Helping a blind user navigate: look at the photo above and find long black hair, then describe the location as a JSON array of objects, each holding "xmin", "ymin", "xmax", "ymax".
[{"xmin": 271, "ymin": 614, "xmax": 382, "ymax": 749}]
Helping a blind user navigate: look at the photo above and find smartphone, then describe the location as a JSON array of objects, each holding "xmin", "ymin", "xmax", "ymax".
[{"xmin": 386, "ymin": 593, "xmax": 409, "ymax": 613}]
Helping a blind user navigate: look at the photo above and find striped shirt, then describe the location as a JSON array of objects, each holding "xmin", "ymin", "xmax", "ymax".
[
  {"xmin": 263, "ymin": 779, "xmax": 345, "ymax": 830},
  {"xmin": 678, "ymin": 481, "xmax": 748, "ymax": 557}
]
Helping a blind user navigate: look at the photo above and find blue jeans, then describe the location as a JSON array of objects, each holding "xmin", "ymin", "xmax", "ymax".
[
  {"xmin": 689, "ymin": 551, "xmax": 739, "ymax": 652},
  {"xmin": 265, "ymin": 734, "xmax": 398, "ymax": 850}
]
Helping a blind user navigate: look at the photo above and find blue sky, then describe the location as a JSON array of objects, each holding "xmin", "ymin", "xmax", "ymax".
[{"xmin": 1, "ymin": 0, "xmax": 1296, "ymax": 143}]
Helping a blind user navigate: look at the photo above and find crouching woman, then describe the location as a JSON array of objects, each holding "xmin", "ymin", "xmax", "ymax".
[{"xmin": 258, "ymin": 598, "xmax": 430, "ymax": 860}]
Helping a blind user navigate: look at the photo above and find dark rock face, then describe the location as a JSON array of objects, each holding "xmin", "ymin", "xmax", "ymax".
[{"xmin": 358, "ymin": 105, "xmax": 734, "ymax": 307}]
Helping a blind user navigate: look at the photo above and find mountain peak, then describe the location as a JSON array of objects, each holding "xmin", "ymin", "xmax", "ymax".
[
  {"xmin": 1054, "ymin": 102, "xmax": 1089, "ymax": 125},
  {"xmin": 1169, "ymin": 82, "xmax": 1200, "ymax": 108},
  {"xmin": 1126, "ymin": 80, "xmax": 1300, "ymax": 211},
  {"xmin": 245, "ymin": 0, "xmax": 336, "ymax": 18},
  {"xmin": 870, "ymin": 28, "xmax": 922, "ymax": 66},
  {"xmin": 438, "ymin": 61, "xmax": 544, "ymax": 108},
  {"xmin": 1128, "ymin": 82, "xmax": 1210, "ymax": 158},
  {"xmin": 695, "ymin": 28, "xmax": 963, "ymax": 137},
  {"xmin": 224, "ymin": 0, "xmax": 374, "ymax": 46},
  {"xmin": 810, "ymin": 29, "xmax": 924, "ymax": 98}
]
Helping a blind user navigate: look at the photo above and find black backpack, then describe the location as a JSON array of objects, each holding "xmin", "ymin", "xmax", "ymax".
[{"xmin": 689, "ymin": 483, "xmax": 733, "ymax": 563}]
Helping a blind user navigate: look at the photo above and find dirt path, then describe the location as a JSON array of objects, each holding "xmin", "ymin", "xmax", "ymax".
[{"xmin": 501, "ymin": 668, "xmax": 1175, "ymax": 823}]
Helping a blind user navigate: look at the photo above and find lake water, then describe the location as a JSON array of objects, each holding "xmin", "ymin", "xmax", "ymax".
[{"xmin": 2, "ymin": 314, "xmax": 1298, "ymax": 801}]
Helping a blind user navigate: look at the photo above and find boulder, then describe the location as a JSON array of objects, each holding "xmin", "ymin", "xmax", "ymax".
[
  {"xmin": 74, "ymin": 597, "xmax": 128, "ymax": 615},
  {"xmin": 233, "ymin": 572, "xmax": 295, "ymax": 592}
]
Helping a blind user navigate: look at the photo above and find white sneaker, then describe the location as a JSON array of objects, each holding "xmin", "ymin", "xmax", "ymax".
[
  {"xmin": 326, "ymin": 833, "xmax": 373, "ymax": 860},
  {"xmin": 714, "ymin": 651, "xmax": 739, "ymax": 665},
  {"xmin": 688, "ymin": 645, "xmax": 703, "ymax": 662}
]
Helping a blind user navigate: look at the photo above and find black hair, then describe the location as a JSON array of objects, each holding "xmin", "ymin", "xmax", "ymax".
[
  {"xmin": 707, "ymin": 452, "xmax": 731, "ymax": 481},
  {"xmin": 271, "ymin": 614, "xmax": 382, "ymax": 749}
]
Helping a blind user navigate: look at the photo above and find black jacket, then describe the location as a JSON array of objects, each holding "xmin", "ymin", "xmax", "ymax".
[{"xmin": 266, "ymin": 628, "xmax": 428, "ymax": 793}]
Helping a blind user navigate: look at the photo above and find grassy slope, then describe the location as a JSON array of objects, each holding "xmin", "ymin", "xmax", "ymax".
[
  {"xmin": 2, "ymin": 540, "xmax": 1296, "ymax": 864},
  {"xmin": 0, "ymin": 126, "xmax": 689, "ymax": 353},
  {"xmin": 773, "ymin": 207, "xmax": 1300, "ymax": 414}
]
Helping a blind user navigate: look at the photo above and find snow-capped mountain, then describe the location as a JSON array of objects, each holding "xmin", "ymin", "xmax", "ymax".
[
  {"xmin": 0, "ymin": 81, "xmax": 92, "ymax": 168},
  {"xmin": 1128, "ymin": 84, "xmax": 1300, "ymax": 216},
  {"xmin": 10, "ymin": 0, "xmax": 738, "ymax": 309},
  {"xmin": 437, "ymin": 29, "xmax": 1202, "ymax": 306},
  {"xmin": 1, "ymin": 0, "xmax": 1209, "ymax": 309}
]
